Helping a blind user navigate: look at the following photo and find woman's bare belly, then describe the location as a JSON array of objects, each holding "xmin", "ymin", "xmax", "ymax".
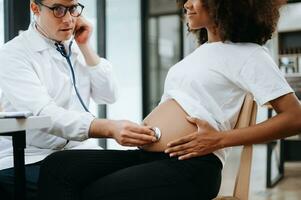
[{"xmin": 142, "ymin": 99, "xmax": 197, "ymax": 152}]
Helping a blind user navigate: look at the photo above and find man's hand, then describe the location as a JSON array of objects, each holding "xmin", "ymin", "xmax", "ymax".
[
  {"xmin": 110, "ymin": 120, "xmax": 158, "ymax": 147},
  {"xmin": 74, "ymin": 16, "xmax": 93, "ymax": 45},
  {"xmin": 165, "ymin": 117, "xmax": 224, "ymax": 160},
  {"xmin": 89, "ymin": 119, "xmax": 157, "ymax": 147},
  {"xmin": 73, "ymin": 16, "xmax": 100, "ymax": 66}
]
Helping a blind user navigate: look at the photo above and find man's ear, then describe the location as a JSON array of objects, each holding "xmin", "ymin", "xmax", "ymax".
[{"xmin": 31, "ymin": 2, "xmax": 40, "ymax": 16}]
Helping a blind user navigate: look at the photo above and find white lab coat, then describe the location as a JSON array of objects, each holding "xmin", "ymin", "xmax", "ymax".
[{"xmin": 0, "ymin": 24, "xmax": 118, "ymax": 170}]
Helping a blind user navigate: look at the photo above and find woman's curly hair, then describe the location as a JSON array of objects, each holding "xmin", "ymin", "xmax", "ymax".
[{"xmin": 177, "ymin": 0, "xmax": 286, "ymax": 45}]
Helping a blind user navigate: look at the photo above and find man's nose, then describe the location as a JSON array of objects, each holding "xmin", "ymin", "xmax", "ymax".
[{"xmin": 61, "ymin": 10, "xmax": 73, "ymax": 23}]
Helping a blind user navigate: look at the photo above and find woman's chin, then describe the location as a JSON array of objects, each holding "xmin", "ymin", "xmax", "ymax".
[{"xmin": 188, "ymin": 23, "xmax": 202, "ymax": 30}]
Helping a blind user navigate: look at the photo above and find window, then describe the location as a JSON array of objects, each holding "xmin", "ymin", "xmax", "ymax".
[
  {"xmin": 106, "ymin": 0, "xmax": 142, "ymax": 149},
  {"xmin": 147, "ymin": 15, "xmax": 182, "ymax": 112},
  {"xmin": 0, "ymin": 0, "xmax": 4, "ymax": 45},
  {"xmin": 0, "ymin": 0, "xmax": 4, "ymax": 98},
  {"xmin": 143, "ymin": 0, "xmax": 183, "ymax": 116}
]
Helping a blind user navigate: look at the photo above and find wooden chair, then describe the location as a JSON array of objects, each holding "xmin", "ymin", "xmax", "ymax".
[{"xmin": 213, "ymin": 94, "xmax": 257, "ymax": 200}]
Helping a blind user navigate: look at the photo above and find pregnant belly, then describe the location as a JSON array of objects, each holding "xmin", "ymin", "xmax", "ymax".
[{"xmin": 142, "ymin": 99, "xmax": 197, "ymax": 152}]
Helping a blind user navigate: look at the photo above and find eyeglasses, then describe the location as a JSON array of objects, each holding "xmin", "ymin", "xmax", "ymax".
[{"xmin": 37, "ymin": 2, "xmax": 84, "ymax": 18}]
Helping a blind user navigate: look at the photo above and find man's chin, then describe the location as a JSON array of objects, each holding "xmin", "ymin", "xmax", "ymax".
[{"xmin": 57, "ymin": 34, "xmax": 73, "ymax": 42}]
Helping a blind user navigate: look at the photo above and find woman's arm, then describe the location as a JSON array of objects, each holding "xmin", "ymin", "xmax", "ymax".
[
  {"xmin": 165, "ymin": 93, "xmax": 301, "ymax": 160},
  {"xmin": 222, "ymin": 93, "xmax": 301, "ymax": 146}
]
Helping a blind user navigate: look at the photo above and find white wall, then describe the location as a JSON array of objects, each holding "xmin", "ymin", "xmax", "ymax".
[{"xmin": 278, "ymin": 3, "xmax": 301, "ymax": 32}]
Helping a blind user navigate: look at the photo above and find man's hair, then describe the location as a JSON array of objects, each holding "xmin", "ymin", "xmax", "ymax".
[
  {"xmin": 177, "ymin": 0, "xmax": 287, "ymax": 45},
  {"xmin": 31, "ymin": 0, "xmax": 43, "ymax": 3}
]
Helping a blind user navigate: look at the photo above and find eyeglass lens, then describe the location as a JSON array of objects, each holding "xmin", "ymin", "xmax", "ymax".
[{"xmin": 54, "ymin": 5, "xmax": 82, "ymax": 17}]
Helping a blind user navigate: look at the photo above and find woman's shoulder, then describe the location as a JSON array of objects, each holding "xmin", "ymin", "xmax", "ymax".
[
  {"xmin": 197, "ymin": 41, "xmax": 262, "ymax": 52},
  {"xmin": 196, "ymin": 41, "xmax": 269, "ymax": 62}
]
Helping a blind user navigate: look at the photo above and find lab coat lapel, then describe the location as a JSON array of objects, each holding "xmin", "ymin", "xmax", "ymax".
[{"xmin": 24, "ymin": 23, "xmax": 79, "ymax": 62}]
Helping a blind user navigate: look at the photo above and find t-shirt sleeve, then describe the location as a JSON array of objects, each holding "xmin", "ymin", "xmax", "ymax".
[{"xmin": 234, "ymin": 48, "xmax": 294, "ymax": 106}]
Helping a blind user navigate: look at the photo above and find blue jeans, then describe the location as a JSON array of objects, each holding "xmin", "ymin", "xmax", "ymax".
[{"xmin": 0, "ymin": 162, "xmax": 41, "ymax": 200}]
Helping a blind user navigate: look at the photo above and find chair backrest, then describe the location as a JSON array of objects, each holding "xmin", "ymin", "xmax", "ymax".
[{"xmin": 232, "ymin": 94, "xmax": 257, "ymax": 200}]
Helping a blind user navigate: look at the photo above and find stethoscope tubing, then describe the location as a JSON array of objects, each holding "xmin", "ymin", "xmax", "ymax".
[{"xmin": 55, "ymin": 41, "xmax": 90, "ymax": 113}]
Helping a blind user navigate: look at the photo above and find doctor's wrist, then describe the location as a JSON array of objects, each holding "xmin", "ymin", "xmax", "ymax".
[
  {"xmin": 88, "ymin": 119, "xmax": 113, "ymax": 139},
  {"xmin": 78, "ymin": 43, "xmax": 101, "ymax": 66}
]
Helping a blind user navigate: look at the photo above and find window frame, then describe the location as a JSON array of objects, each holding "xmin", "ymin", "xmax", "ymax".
[{"xmin": 4, "ymin": 0, "xmax": 30, "ymax": 42}]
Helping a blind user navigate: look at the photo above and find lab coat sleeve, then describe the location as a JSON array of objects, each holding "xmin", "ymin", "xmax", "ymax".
[
  {"xmin": 86, "ymin": 58, "xmax": 118, "ymax": 104},
  {"xmin": 0, "ymin": 50, "xmax": 94, "ymax": 141}
]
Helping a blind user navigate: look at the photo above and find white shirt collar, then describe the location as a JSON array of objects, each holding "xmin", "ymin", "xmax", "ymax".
[{"xmin": 25, "ymin": 22, "xmax": 80, "ymax": 56}]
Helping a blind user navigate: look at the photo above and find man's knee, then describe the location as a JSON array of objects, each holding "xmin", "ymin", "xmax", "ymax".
[
  {"xmin": 40, "ymin": 150, "xmax": 82, "ymax": 184},
  {"xmin": 41, "ymin": 150, "xmax": 74, "ymax": 172}
]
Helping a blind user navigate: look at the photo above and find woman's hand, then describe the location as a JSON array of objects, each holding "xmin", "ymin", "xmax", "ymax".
[{"xmin": 165, "ymin": 117, "xmax": 224, "ymax": 160}]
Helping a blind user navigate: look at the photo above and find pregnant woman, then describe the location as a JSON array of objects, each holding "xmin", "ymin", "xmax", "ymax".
[{"xmin": 38, "ymin": 0, "xmax": 301, "ymax": 200}]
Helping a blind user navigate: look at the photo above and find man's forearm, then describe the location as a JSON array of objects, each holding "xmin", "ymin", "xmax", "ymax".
[{"xmin": 78, "ymin": 44, "xmax": 101, "ymax": 66}]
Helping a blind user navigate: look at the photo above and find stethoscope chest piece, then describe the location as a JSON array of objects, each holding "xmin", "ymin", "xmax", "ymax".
[{"xmin": 150, "ymin": 127, "xmax": 161, "ymax": 141}]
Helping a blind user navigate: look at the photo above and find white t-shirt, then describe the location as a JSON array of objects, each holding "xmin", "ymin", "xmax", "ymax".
[{"xmin": 160, "ymin": 41, "xmax": 293, "ymax": 165}]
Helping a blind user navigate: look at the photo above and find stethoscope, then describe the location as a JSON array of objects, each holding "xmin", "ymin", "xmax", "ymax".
[
  {"xmin": 54, "ymin": 41, "xmax": 90, "ymax": 113},
  {"xmin": 34, "ymin": 20, "xmax": 90, "ymax": 113}
]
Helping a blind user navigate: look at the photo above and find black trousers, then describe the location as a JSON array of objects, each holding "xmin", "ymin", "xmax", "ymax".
[{"xmin": 37, "ymin": 150, "xmax": 222, "ymax": 200}]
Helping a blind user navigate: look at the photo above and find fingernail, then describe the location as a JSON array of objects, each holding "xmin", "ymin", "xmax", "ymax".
[
  {"xmin": 152, "ymin": 138, "xmax": 157, "ymax": 142},
  {"xmin": 165, "ymin": 149, "xmax": 169, "ymax": 153},
  {"xmin": 170, "ymin": 153, "xmax": 175, "ymax": 157}
]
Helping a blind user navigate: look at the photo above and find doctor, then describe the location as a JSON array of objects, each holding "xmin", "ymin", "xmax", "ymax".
[{"xmin": 0, "ymin": 0, "xmax": 156, "ymax": 199}]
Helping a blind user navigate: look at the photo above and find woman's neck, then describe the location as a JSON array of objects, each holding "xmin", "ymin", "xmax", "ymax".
[{"xmin": 207, "ymin": 27, "xmax": 221, "ymax": 43}]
